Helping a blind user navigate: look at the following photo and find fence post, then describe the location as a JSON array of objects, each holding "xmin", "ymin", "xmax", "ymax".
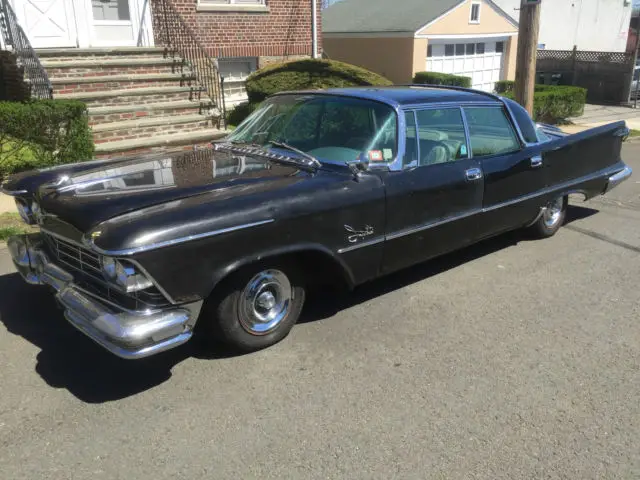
[{"xmin": 571, "ymin": 45, "xmax": 578, "ymax": 85}]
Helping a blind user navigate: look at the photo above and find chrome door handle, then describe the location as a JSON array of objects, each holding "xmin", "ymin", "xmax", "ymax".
[
  {"xmin": 465, "ymin": 167, "xmax": 483, "ymax": 181},
  {"xmin": 531, "ymin": 155, "xmax": 543, "ymax": 168}
]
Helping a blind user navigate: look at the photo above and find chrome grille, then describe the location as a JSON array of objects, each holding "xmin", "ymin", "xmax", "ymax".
[
  {"xmin": 42, "ymin": 233, "xmax": 170, "ymax": 310},
  {"xmin": 44, "ymin": 234, "xmax": 103, "ymax": 282}
]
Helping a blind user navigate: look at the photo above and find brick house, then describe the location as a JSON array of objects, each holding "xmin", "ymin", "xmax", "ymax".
[{"xmin": 1, "ymin": 0, "xmax": 321, "ymax": 156}]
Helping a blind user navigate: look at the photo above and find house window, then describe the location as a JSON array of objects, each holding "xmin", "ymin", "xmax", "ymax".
[
  {"xmin": 427, "ymin": 45, "xmax": 433, "ymax": 57},
  {"xmin": 469, "ymin": 2, "xmax": 481, "ymax": 23},
  {"xmin": 455, "ymin": 44, "xmax": 465, "ymax": 56},
  {"xmin": 466, "ymin": 43, "xmax": 475, "ymax": 55},
  {"xmin": 197, "ymin": 0, "xmax": 268, "ymax": 12},
  {"xmin": 476, "ymin": 42, "xmax": 485, "ymax": 54},
  {"xmin": 218, "ymin": 57, "xmax": 258, "ymax": 106},
  {"xmin": 496, "ymin": 41, "xmax": 504, "ymax": 53},
  {"xmin": 445, "ymin": 44, "xmax": 454, "ymax": 56}
]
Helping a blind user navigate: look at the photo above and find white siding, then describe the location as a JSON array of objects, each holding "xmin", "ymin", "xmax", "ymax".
[{"xmin": 493, "ymin": 0, "xmax": 633, "ymax": 52}]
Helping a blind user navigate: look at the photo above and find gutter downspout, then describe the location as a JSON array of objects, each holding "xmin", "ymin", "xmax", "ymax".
[{"xmin": 312, "ymin": 0, "xmax": 319, "ymax": 58}]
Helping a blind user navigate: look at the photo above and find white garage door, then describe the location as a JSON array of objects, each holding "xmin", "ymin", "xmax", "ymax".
[{"xmin": 426, "ymin": 38, "xmax": 506, "ymax": 92}]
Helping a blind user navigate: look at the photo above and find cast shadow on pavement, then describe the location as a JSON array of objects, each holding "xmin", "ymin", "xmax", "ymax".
[{"xmin": 0, "ymin": 204, "xmax": 598, "ymax": 404}]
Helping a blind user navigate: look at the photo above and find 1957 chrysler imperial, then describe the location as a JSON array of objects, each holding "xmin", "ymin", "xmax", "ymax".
[{"xmin": 2, "ymin": 86, "xmax": 632, "ymax": 359}]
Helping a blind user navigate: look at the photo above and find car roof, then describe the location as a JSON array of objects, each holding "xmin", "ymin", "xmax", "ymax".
[{"xmin": 273, "ymin": 86, "xmax": 502, "ymax": 108}]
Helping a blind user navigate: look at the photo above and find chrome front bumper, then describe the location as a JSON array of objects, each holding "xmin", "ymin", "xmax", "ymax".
[
  {"xmin": 604, "ymin": 166, "xmax": 633, "ymax": 194},
  {"xmin": 7, "ymin": 234, "xmax": 202, "ymax": 360}
]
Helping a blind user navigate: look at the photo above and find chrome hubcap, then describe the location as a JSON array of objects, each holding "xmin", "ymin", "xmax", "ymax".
[
  {"xmin": 239, "ymin": 269, "xmax": 292, "ymax": 335},
  {"xmin": 543, "ymin": 197, "xmax": 564, "ymax": 228}
]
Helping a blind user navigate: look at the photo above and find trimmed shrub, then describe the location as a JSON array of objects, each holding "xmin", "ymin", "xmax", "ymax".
[
  {"xmin": 503, "ymin": 85, "xmax": 587, "ymax": 123},
  {"xmin": 245, "ymin": 59, "xmax": 393, "ymax": 104},
  {"xmin": 226, "ymin": 101, "xmax": 259, "ymax": 128},
  {"xmin": 412, "ymin": 71, "xmax": 472, "ymax": 88},
  {"xmin": 494, "ymin": 80, "xmax": 515, "ymax": 94},
  {"xmin": 0, "ymin": 99, "xmax": 94, "ymax": 178}
]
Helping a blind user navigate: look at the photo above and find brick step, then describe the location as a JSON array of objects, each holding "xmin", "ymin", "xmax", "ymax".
[
  {"xmin": 88, "ymin": 99, "xmax": 217, "ymax": 125},
  {"xmin": 36, "ymin": 47, "xmax": 168, "ymax": 59},
  {"xmin": 91, "ymin": 113, "xmax": 217, "ymax": 141},
  {"xmin": 51, "ymin": 73, "xmax": 198, "ymax": 95},
  {"xmin": 57, "ymin": 85, "xmax": 206, "ymax": 108},
  {"xmin": 94, "ymin": 129, "xmax": 228, "ymax": 155},
  {"xmin": 43, "ymin": 57, "xmax": 191, "ymax": 78}
]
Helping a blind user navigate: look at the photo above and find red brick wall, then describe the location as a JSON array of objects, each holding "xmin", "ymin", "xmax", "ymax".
[{"xmin": 156, "ymin": 0, "xmax": 323, "ymax": 59}]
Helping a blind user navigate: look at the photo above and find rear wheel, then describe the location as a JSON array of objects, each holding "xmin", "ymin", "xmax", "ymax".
[
  {"xmin": 201, "ymin": 264, "xmax": 305, "ymax": 352},
  {"xmin": 528, "ymin": 196, "xmax": 567, "ymax": 238}
]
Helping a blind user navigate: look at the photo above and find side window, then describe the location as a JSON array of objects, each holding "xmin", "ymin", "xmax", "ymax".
[
  {"xmin": 414, "ymin": 108, "xmax": 469, "ymax": 167},
  {"xmin": 463, "ymin": 107, "xmax": 521, "ymax": 157},
  {"xmin": 403, "ymin": 111, "xmax": 418, "ymax": 167}
]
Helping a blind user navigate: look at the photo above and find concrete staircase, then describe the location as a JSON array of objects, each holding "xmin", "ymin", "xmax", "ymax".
[{"xmin": 37, "ymin": 47, "xmax": 228, "ymax": 158}]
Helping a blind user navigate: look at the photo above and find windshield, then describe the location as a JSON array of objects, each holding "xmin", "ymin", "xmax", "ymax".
[{"xmin": 227, "ymin": 94, "xmax": 398, "ymax": 165}]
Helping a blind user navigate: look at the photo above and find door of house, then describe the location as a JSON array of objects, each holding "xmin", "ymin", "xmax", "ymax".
[
  {"xmin": 11, "ymin": 0, "xmax": 152, "ymax": 48},
  {"xmin": 427, "ymin": 38, "xmax": 507, "ymax": 92},
  {"xmin": 89, "ymin": 0, "xmax": 138, "ymax": 46},
  {"xmin": 12, "ymin": 0, "xmax": 78, "ymax": 48}
]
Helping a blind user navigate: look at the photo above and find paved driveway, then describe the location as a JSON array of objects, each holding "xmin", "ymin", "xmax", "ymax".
[{"xmin": 1, "ymin": 145, "xmax": 639, "ymax": 479}]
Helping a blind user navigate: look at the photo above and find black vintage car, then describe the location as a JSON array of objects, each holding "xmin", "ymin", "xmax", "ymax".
[{"xmin": 2, "ymin": 86, "xmax": 632, "ymax": 359}]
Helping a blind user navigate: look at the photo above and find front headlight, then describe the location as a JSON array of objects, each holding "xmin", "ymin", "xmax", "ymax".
[
  {"xmin": 101, "ymin": 257, "xmax": 153, "ymax": 292},
  {"xmin": 15, "ymin": 199, "xmax": 34, "ymax": 225},
  {"xmin": 31, "ymin": 202, "xmax": 43, "ymax": 223}
]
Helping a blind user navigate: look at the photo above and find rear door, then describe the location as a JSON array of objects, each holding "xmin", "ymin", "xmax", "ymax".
[
  {"xmin": 464, "ymin": 106, "xmax": 546, "ymax": 235},
  {"xmin": 382, "ymin": 107, "xmax": 484, "ymax": 274}
]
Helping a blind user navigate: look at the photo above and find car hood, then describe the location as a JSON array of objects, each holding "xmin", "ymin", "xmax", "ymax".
[{"xmin": 31, "ymin": 148, "xmax": 313, "ymax": 232}]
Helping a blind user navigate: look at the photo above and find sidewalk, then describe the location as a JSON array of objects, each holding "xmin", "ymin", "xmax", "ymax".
[
  {"xmin": 566, "ymin": 103, "xmax": 640, "ymax": 133},
  {"xmin": 0, "ymin": 193, "xmax": 16, "ymax": 214}
]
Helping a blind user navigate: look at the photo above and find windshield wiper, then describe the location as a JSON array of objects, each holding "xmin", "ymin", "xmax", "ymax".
[{"xmin": 268, "ymin": 141, "xmax": 322, "ymax": 169}]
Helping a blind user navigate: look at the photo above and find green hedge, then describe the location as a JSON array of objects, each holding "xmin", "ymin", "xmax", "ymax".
[
  {"xmin": 412, "ymin": 71, "xmax": 472, "ymax": 88},
  {"xmin": 494, "ymin": 80, "xmax": 515, "ymax": 94},
  {"xmin": 0, "ymin": 99, "xmax": 94, "ymax": 178},
  {"xmin": 501, "ymin": 84, "xmax": 587, "ymax": 123},
  {"xmin": 245, "ymin": 59, "xmax": 393, "ymax": 104},
  {"xmin": 226, "ymin": 101, "xmax": 260, "ymax": 128}
]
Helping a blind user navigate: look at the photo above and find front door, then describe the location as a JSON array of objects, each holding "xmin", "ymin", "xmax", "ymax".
[
  {"xmin": 89, "ymin": 0, "xmax": 138, "ymax": 46},
  {"xmin": 382, "ymin": 108, "xmax": 484, "ymax": 274},
  {"xmin": 13, "ymin": 0, "xmax": 78, "ymax": 48}
]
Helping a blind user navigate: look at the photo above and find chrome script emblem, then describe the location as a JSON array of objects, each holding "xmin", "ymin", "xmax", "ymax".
[{"xmin": 344, "ymin": 224, "xmax": 374, "ymax": 243}]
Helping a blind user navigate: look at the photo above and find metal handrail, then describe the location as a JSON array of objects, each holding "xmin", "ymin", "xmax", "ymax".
[
  {"xmin": 141, "ymin": 0, "xmax": 226, "ymax": 127},
  {"xmin": 0, "ymin": 0, "xmax": 53, "ymax": 99}
]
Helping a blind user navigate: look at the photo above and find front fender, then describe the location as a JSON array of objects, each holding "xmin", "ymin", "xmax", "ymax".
[{"xmin": 207, "ymin": 242, "xmax": 357, "ymax": 295}]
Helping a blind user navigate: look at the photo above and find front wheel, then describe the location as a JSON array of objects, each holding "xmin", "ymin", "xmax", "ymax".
[
  {"xmin": 528, "ymin": 195, "xmax": 568, "ymax": 238},
  {"xmin": 201, "ymin": 264, "xmax": 305, "ymax": 353}
]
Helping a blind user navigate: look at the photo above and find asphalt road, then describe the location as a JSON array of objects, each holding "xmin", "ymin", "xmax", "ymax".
[{"xmin": 1, "ymin": 144, "xmax": 639, "ymax": 480}]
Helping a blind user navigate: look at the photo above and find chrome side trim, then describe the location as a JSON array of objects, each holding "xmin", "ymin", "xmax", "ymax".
[
  {"xmin": 0, "ymin": 187, "xmax": 28, "ymax": 196},
  {"xmin": 376, "ymin": 164, "xmax": 624, "ymax": 245},
  {"xmin": 86, "ymin": 219, "xmax": 276, "ymax": 256},
  {"xmin": 337, "ymin": 236, "xmax": 385, "ymax": 254},
  {"xmin": 386, "ymin": 208, "xmax": 482, "ymax": 241}
]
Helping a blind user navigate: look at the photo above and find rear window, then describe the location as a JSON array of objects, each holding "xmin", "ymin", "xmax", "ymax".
[{"xmin": 503, "ymin": 98, "xmax": 538, "ymax": 144}]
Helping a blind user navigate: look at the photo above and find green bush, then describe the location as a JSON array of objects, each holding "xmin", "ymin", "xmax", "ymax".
[
  {"xmin": 503, "ymin": 85, "xmax": 587, "ymax": 123},
  {"xmin": 245, "ymin": 59, "xmax": 393, "ymax": 104},
  {"xmin": 412, "ymin": 71, "xmax": 472, "ymax": 88},
  {"xmin": 226, "ymin": 101, "xmax": 260, "ymax": 128},
  {"xmin": 0, "ymin": 99, "xmax": 94, "ymax": 178},
  {"xmin": 494, "ymin": 80, "xmax": 515, "ymax": 94}
]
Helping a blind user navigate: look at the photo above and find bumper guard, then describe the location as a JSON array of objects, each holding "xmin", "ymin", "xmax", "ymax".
[{"xmin": 7, "ymin": 234, "xmax": 202, "ymax": 359}]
